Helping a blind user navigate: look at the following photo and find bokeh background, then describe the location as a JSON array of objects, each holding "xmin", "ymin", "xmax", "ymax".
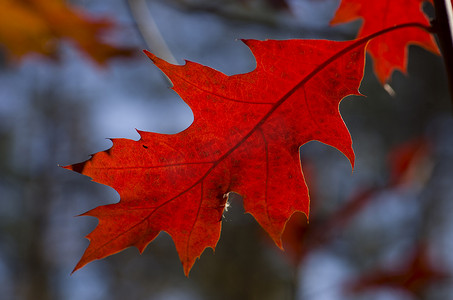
[{"xmin": 0, "ymin": 0, "xmax": 452, "ymax": 299}]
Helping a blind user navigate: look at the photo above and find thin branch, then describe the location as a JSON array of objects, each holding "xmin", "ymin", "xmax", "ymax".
[
  {"xmin": 159, "ymin": 0, "xmax": 354, "ymax": 41},
  {"xmin": 127, "ymin": 0, "xmax": 178, "ymax": 65},
  {"xmin": 432, "ymin": 0, "xmax": 453, "ymax": 107},
  {"xmin": 162, "ymin": 0, "xmax": 281, "ymax": 26}
]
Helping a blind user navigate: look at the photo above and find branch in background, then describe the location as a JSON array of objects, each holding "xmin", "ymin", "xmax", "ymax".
[
  {"xmin": 433, "ymin": 0, "xmax": 453, "ymax": 107},
  {"xmin": 158, "ymin": 0, "xmax": 355, "ymax": 42},
  {"xmin": 162, "ymin": 0, "xmax": 283, "ymax": 26},
  {"xmin": 127, "ymin": 0, "xmax": 178, "ymax": 65}
]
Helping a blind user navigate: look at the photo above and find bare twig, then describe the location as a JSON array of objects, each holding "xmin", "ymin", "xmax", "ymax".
[
  {"xmin": 127, "ymin": 0, "xmax": 178, "ymax": 65},
  {"xmin": 163, "ymin": 0, "xmax": 281, "ymax": 26},
  {"xmin": 432, "ymin": 0, "xmax": 453, "ymax": 106}
]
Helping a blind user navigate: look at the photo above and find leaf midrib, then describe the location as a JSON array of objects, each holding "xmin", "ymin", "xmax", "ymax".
[{"xmin": 88, "ymin": 23, "xmax": 426, "ymax": 261}]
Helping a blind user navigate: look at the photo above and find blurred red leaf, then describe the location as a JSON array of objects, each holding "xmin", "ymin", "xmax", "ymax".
[
  {"xmin": 347, "ymin": 245, "xmax": 449, "ymax": 296},
  {"xmin": 330, "ymin": 0, "xmax": 440, "ymax": 84},
  {"xmin": 281, "ymin": 186, "xmax": 378, "ymax": 265},
  {"xmin": 388, "ymin": 137, "xmax": 432, "ymax": 187},
  {"xmin": 281, "ymin": 136, "xmax": 432, "ymax": 266},
  {"xmin": 282, "ymin": 212, "xmax": 309, "ymax": 265},
  {"xmin": 0, "ymin": 0, "xmax": 134, "ymax": 64},
  {"xmin": 65, "ymin": 38, "xmax": 368, "ymax": 275}
]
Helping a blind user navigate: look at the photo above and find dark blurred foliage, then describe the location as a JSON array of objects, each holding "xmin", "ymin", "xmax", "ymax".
[{"xmin": 0, "ymin": 0, "xmax": 452, "ymax": 299}]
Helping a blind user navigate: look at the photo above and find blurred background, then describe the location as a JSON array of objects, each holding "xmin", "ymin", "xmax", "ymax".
[{"xmin": 0, "ymin": 0, "xmax": 452, "ymax": 299}]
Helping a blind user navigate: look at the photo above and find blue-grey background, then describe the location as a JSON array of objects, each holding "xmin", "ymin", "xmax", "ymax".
[{"xmin": 0, "ymin": 0, "xmax": 452, "ymax": 299}]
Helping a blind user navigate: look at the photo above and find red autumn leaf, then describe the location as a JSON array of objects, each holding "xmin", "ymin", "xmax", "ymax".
[
  {"xmin": 280, "ymin": 159, "xmax": 315, "ymax": 265},
  {"xmin": 0, "ymin": 0, "xmax": 134, "ymax": 64},
  {"xmin": 64, "ymin": 38, "xmax": 369, "ymax": 275},
  {"xmin": 330, "ymin": 0, "xmax": 440, "ymax": 84},
  {"xmin": 347, "ymin": 244, "xmax": 450, "ymax": 296}
]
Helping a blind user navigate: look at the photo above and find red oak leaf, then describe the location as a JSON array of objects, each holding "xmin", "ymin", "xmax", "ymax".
[
  {"xmin": 65, "ymin": 38, "xmax": 367, "ymax": 275},
  {"xmin": 0, "ymin": 0, "xmax": 134, "ymax": 64},
  {"xmin": 330, "ymin": 0, "xmax": 440, "ymax": 84}
]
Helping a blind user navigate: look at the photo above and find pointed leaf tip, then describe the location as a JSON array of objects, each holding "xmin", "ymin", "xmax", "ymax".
[
  {"xmin": 67, "ymin": 161, "xmax": 87, "ymax": 174},
  {"xmin": 143, "ymin": 50, "xmax": 157, "ymax": 62}
]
